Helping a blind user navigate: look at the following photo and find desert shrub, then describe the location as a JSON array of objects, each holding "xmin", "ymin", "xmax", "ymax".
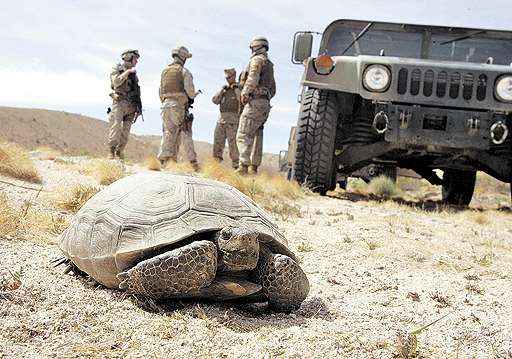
[
  {"xmin": 164, "ymin": 160, "xmax": 196, "ymax": 175},
  {"xmin": 83, "ymin": 159, "xmax": 124, "ymax": 185},
  {"xmin": 146, "ymin": 156, "xmax": 161, "ymax": 171},
  {"xmin": 368, "ymin": 176, "xmax": 400, "ymax": 199},
  {"xmin": 0, "ymin": 141, "xmax": 42, "ymax": 183},
  {"xmin": 55, "ymin": 184, "xmax": 100, "ymax": 213},
  {"xmin": 1, "ymin": 193, "xmax": 69, "ymax": 242}
]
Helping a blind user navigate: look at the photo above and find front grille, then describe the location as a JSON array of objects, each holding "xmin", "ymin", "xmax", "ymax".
[{"xmin": 396, "ymin": 67, "xmax": 487, "ymax": 102}]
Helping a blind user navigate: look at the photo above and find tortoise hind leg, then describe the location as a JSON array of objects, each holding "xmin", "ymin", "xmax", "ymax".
[
  {"xmin": 255, "ymin": 248, "xmax": 309, "ymax": 312},
  {"xmin": 117, "ymin": 240, "xmax": 217, "ymax": 299}
]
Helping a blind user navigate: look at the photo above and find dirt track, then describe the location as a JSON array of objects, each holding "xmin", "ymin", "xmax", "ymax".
[{"xmin": 1, "ymin": 156, "xmax": 512, "ymax": 358}]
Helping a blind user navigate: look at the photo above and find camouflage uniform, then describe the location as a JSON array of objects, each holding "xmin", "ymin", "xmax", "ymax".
[
  {"xmin": 237, "ymin": 37, "xmax": 276, "ymax": 174},
  {"xmin": 212, "ymin": 68, "xmax": 241, "ymax": 169},
  {"xmin": 108, "ymin": 49, "xmax": 141, "ymax": 159},
  {"xmin": 158, "ymin": 46, "xmax": 199, "ymax": 168}
]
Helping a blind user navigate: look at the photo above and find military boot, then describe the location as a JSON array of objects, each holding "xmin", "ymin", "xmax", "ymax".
[
  {"xmin": 191, "ymin": 160, "xmax": 200, "ymax": 172},
  {"xmin": 109, "ymin": 146, "xmax": 116, "ymax": 159},
  {"xmin": 115, "ymin": 149, "xmax": 125, "ymax": 160},
  {"xmin": 248, "ymin": 165, "xmax": 258, "ymax": 175},
  {"xmin": 236, "ymin": 164, "xmax": 249, "ymax": 175}
]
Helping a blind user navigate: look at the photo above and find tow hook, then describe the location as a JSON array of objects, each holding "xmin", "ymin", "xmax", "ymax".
[
  {"xmin": 373, "ymin": 111, "xmax": 389, "ymax": 134},
  {"xmin": 490, "ymin": 121, "xmax": 509, "ymax": 145}
]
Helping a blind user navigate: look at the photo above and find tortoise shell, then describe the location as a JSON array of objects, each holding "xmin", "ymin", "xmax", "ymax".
[{"xmin": 58, "ymin": 172, "xmax": 294, "ymax": 287}]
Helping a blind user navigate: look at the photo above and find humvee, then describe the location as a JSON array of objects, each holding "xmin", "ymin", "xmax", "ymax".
[
  {"xmin": 280, "ymin": 126, "xmax": 399, "ymax": 184},
  {"xmin": 290, "ymin": 19, "xmax": 512, "ymax": 205}
]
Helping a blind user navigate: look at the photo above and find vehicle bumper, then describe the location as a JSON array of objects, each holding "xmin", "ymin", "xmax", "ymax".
[{"xmin": 377, "ymin": 103, "xmax": 509, "ymax": 150}]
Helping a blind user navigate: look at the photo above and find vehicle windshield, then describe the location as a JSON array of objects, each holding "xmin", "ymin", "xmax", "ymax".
[{"xmin": 323, "ymin": 22, "xmax": 512, "ymax": 65}]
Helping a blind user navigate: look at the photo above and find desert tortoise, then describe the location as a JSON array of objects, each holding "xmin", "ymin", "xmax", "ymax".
[{"xmin": 55, "ymin": 172, "xmax": 309, "ymax": 311}]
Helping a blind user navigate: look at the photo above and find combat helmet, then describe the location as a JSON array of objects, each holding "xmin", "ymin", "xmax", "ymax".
[
  {"xmin": 224, "ymin": 68, "xmax": 236, "ymax": 78},
  {"xmin": 172, "ymin": 46, "xmax": 192, "ymax": 61},
  {"xmin": 121, "ymin": 49, "xmax": 140, "ymax": 62},
  {"xmin": 250, "ymin": 37, "xmax": 269, "ymax": 51}
]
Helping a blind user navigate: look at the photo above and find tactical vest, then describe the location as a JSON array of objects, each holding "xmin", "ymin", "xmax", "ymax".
[
  {"xmin": 258, "ymin": 59, "xmax": 276, "ymax": 99},
  {"xmin": 220, "ymin": 87, "xmax": 239, "ymax": 113},
  {"xmin": 111, "ymin": 64, "xmax": 138, "ymax": 98},
  {"xmin": 161, "ymin": 63, "xmax": 185, "ymax": 95}
]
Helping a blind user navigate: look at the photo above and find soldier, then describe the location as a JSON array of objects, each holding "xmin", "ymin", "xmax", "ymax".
[
  {"xmin": 107, "ymin": 49, "xmax": 142, "ymax": 159},
  {"xmin": 212, "ymin": 68, "xmax": 241, "ymax": 169},
  {"xmin": 236, "ymin": 37, "xmax": 276, "ymax": 175},
  {"xmin": 158, "ymin": 46, "xmax": 201, "ymax": 170}
]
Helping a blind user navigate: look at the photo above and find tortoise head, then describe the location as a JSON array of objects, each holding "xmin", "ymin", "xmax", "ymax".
[{"xmin": 216, "ymin": 227, "xmax": 260, "ymax": 272}]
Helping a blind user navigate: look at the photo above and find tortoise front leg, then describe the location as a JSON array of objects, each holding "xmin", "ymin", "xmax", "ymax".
[
  {"xmin": 255, "ymin": 247, "xmax": 310, "ymax": 312},
  {"xmin": 117, "ymin": 240, "xmax": 217, "ymax": 299}
]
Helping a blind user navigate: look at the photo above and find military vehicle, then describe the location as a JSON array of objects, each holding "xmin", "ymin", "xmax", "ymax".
[{"xmin": 290, "ymin": 19, "xmax": 512, "ymax": 205}]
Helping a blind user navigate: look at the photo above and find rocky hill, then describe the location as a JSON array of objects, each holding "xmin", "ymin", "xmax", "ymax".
[{"xmin": 0, "ymin": 106, "xmax": 278, "ymax": 169}]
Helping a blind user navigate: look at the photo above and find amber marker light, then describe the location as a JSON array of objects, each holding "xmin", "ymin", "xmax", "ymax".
[{"xmin": 313, "ymin": 55, "xmax": 334, "ymax": 75}]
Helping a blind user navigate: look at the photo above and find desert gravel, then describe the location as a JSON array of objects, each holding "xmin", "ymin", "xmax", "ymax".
[{"xmin": 1, "ymin": 156, "xmax": 512, "ymax": 358}]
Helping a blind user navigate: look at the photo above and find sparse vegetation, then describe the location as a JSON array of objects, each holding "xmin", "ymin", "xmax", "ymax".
[
  {"xmin": 368, "ymin": 176, "xmax": 400, "ymax": 199},
  {"xmin": 167, "ymin": 159, "xmax": 308, "ymax": 218},
  {"xmin": 0, "ymin": 193, "xmax": 20, "ymax": 238},
  {"xmin": 0, "ymin": 192, "xmax": 68, "ymax": 242},
  {"xmin": 146, "ymin": 156, "xmax": 161, "ymax": 171},
  {"xmin": 297, "ymin": 241, "xmax": 314, "ymax": 252},
  {"xmin": 55, "ymin": 184, "xmax": 100, "ymax": 213},
  {"xmin": 83, "ymin": 159, "xmax": 125, "ymax": 185},
  {"xmin": 0, "ymin": 268, "xmax": 23, "ymax": 294},
  {"xmin": 0, "ymin": 141, "xmax": 42, "ymax": 183}
]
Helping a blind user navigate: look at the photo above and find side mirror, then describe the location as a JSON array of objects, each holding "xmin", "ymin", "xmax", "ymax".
[{"xmin": 292, "ymin": 32, "xmax": 313, "ymax": 64}]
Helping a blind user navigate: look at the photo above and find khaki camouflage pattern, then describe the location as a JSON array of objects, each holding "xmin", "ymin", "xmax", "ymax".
[
  {"xmin": 212, "ymin": 82, "xmax": 241, "ymax": 167},
  {"xmin": 236, "ymin": 98, "xmax": 270, "ymax": 167},
  {"xmin": 159, "ymin": 60, "xmax": 197, "ymax": 105},
  {"xmin": 213, "ymin": 119, "xmax": 239, "ymax": 167},
  {"xmin": 157, "ymin": 99, "xmax": 197, "ymax": 162},
  {"xmin": 108, "ymin": 60, "xmax": 139, "ymax": 153},
  {"xmin": 237, "ymin": 48, "xmax": 275, "ymax": 167},
  {"xmin": 108, "ymin": 100, "xmax": 136, "ymax": 153},
  {"xmin": 160, "ymin": 63, "xmax": 185, "ymax": 98},
  {"xmin": 240, "ymin": 53, "xmax": 276, "ymax": 100}
]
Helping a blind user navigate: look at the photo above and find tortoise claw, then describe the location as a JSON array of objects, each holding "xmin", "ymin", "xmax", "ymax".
[
  {"xmin": 51, "ymin": 257, "xmax": 69, "ymax": 268},
  {"xmin": 117, "ymin": 272, "xmax": 129, "ymax": 290}
]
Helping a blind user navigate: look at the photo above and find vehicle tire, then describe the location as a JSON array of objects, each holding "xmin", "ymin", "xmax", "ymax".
[
  {"xmin": 293, "ymin": 89, "xmax": 339, "ymax": 195},
  {"xmin": 442, "ymin": 169, "xmax": 476, "ymax": 206}
]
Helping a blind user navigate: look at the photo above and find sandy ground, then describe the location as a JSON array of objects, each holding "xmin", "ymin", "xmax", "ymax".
[{"xmin": 1, "ymin": 155, "xmax": 512, "ymax": 358}]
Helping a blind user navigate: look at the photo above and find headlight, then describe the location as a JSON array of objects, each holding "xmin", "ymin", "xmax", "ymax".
[
  {"xmin": 495, "ymin": 75, "xmax": 512, "ymax": 102},
  {"xmin": 363, "ymin": 65, "xmax": 391, "ymax": 92}
]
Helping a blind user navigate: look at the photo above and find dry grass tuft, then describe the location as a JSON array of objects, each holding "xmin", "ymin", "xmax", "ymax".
[
  {"xmin": 83, "ymin": 159, "xmax": 125, "ymax": 185},
  {"xmin": 368, "ymin": 176, "xmax": 400, "ymax": 199},
  {"xmin": 0, "ymin": 193, "xmax": 68, "ymax": 242},
  {"xmin": 0, "ymin": 268, "xmax": 23, "ymax": 293},
  {"xmin": 160, "ymin": 159, "xmax": 307, "ymax": 218},
  {"xmin": 55, "ymin": 184, "xmax": 100, "ymax": 213},
  {"xmin": 164, "ymin": 160, "xmax": 196, "ymax": 175},
  {"xmin": 0, "ymin": 141, "xmax": 42, "ymax": 183},
  {"xmin": 146, "ymin": 156, "xmax": 161, "ymax": 171},
  {"xmin": 297, "ymin": 241, "xmax": 314, "ymax": 252},
  {"xmin": 200, "ymin": 160, "xmax": 305, "ymax": 215},
  {"xmin": 0, "ymin": 193, "xmax": 20, "ymax": 238},
  {"xmin": 470, "ymin": 211, "xmax": 490, "ymax": 225}
]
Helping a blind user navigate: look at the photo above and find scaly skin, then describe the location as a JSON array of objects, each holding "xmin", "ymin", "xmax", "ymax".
[
  {"xmin": 117, "ymin": 240, "xmax": 217, "ymax": 299},
  {"xmin": 255, "ymin": 247, "xmax": 310, "ymax": 312}
]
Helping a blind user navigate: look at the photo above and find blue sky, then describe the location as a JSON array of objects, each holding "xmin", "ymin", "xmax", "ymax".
[{"xmin": 1, "ymin": 0, "xmax": 511, "ymax": 153}]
